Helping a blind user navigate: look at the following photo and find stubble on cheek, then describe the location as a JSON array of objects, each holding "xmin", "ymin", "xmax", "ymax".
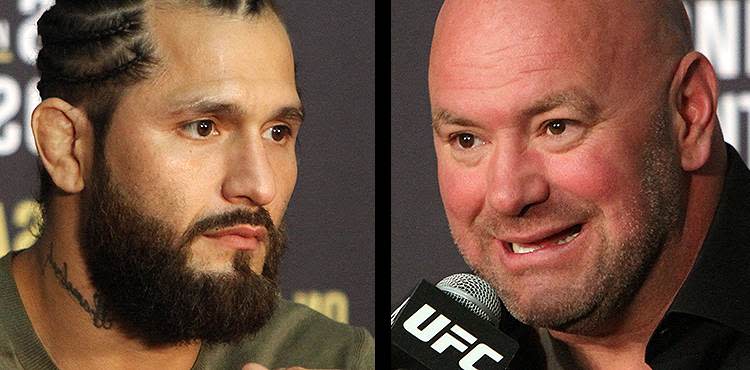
[
  {"xmin": 452, "ymin": 118, "xmax": 685, "ymax": 334},
  {"xmin": 445, "ymin": 145, "xmax": 651, "ymax": 324},
  {"xmin": 458, "ymin": 210, "xmax": 631, "ymax": 333}
]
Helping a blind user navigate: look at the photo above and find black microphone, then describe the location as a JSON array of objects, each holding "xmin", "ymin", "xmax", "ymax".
[{"xmin": 391, "ymin": 273, "xmax": 519, "ymax": 369}]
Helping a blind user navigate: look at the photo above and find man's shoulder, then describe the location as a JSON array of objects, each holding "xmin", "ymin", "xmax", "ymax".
[
  {"xmin": 196, "ymin": 299, "xmax": 374, "ymax": 369},
  {"xmin": 0, "ymin": 251, "xmax": 56, "ymax": 369},
  {"xmin": 254, "ymin": 298, "xmax": 372, "ymax": 347}
]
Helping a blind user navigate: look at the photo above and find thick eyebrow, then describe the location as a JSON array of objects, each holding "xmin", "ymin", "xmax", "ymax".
[
  {"xmin": 273, "ymin": 105, "xmax": 305, "ymax": 124},
  {"xmin": 432, "ymin": 110, "xmax": 480, "ymax": 132},
  {"xmin": 172, "ymin": 99, "xmax": 247, "ymax": 120},
  {"xmin": 520, "ymin": 90, "xmax": 601, "ymax": 121},
  {"xmin": 169, "ymin": 98, "xmax": 304, "ymax": 124}
]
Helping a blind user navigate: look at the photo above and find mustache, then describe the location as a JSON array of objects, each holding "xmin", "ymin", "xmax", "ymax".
[{"xmin": 176, "ymin": 207, "xmax": 276, "ymax": 248}]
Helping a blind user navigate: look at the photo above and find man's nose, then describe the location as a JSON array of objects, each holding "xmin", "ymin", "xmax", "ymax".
[
  {"xmin": 485, "ymin": 146, "xmax": 550, "ymax": 217},
  {"xmin": 221, "ymin": 137, "xmax": 276, "ymax": 207}
]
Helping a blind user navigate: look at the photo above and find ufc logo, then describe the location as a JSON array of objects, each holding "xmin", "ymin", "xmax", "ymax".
[{"xmin": 403, "ymin": 304, "xmax": 503, "ymax": 370}]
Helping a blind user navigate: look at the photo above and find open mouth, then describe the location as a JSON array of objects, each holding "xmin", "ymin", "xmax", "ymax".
[{"xmin": 508, "ymin": 224, "xmax": 583, "ymax": 254}]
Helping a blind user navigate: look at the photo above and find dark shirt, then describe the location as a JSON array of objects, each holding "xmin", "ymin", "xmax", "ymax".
[
  {"xmin": 509, "ymin": 144, "xmax": 750, "ymax": 369},
  {"xmin": 646, "ymin": 144, "xmax": 750, "ymax": 368}
]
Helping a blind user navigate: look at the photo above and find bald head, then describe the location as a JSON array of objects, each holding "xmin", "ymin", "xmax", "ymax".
[
  {"xmin": 431, "ymin": 0, "xmax": 692, "ymax": 59},
  {"xmin": 429, "ymin": 0, "xmax": 695, "ymax": 125}
]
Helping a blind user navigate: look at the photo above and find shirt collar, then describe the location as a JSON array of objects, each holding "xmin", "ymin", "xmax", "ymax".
[{"xmin": 668, "ymin": 144, "xmax": 750, "ymax": 335}]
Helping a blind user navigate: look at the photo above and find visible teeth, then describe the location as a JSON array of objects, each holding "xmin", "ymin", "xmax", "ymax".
[
  {"xmin": 511, "ymin": 243, "xmax": 543, "ymax": 254},
  {"xmin": 555, "ymin": 231, "xmax": 580, "ymax": 245},
  {"xmin": 510, "ymin": 228, "xmax": 582, "ymax": 254}
]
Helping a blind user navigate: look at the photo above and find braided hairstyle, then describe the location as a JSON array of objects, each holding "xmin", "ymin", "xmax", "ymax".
[{"xmin": 34, "ymin": 0, "xmax": 277, "ymax": 218}]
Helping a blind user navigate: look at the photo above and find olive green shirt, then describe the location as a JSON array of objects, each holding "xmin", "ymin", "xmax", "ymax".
[{"xmin": 0, "ymin": 252, "xmax": 374, "ymax": 369}]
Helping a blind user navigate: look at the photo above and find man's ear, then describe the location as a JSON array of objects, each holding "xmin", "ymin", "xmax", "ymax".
[
  {"xmin": 670, "ymin": 51, "xmax": 719, "ymax": 172},
  {"xmin": 31, "ymin": 98, "xmax": 94, "ymax": 194}
]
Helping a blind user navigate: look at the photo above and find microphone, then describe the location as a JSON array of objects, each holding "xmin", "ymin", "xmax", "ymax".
[
  {"xmin": 435, "ymin": 274, "xmax": 502, "ymax": 326},
  {"xmin": 391, "ymin": 274, "xmax": 519, "ymax": 369}
]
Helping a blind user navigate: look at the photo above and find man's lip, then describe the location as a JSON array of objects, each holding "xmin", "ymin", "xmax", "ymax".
[
  {"xmin": 203, "ymin": 225, "xmax": 268, "ymax": 240},
  {"xmin": 498, "ymin": 224, "xmax": 582, "ymax": 246},
  {"xmin": 493, "ymin": 223, "xmax": 588, "ymax": 272}
]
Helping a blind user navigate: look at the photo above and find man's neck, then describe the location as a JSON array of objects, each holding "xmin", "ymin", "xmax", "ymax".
[
  {"xmin": 11, "ymin": 222, "xmax": 201, "ymax": 370},
  {"xmin": 43, "ymin": 245, "xmax": 113, "ymax": 330}
]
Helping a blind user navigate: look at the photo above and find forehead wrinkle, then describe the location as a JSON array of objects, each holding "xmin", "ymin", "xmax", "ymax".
[
  {"xmin": 479, "ymin": 31, "xmax": 554, "ymax": 58},
  {"xmin": 483, "ymin": 29, "xmax": 571, "ymax": 54}
]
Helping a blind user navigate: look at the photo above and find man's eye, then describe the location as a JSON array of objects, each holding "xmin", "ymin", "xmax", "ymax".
[
  {"xmin": 451, "ymin": 133, "xmax": 484, "ymax": 149},
  {"xmin": 539, "ymin": 119, "xmax": 588, "ymax": 151},
  {"xmin": 264, "ymin": 125, "xmax": 292, "ymax": 142},
  {"xmin": 458, "ymin": 133, "xmax": 475, "ymax": 148},
  {"xmin": 545, "ymin": 120, "xmax": 568, "ymax": 135},
  {"xmin": 183, "ymin": 119, "xmax": 217, "ymax": 138}
]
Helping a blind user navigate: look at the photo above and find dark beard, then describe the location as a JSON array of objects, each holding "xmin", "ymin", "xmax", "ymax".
[{"xmin": 78, "ymin": 158, "xmax": 286, "ymax": 347}]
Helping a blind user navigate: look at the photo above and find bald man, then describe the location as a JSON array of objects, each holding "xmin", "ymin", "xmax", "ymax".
[{"xmin": 428, "ymin": 1, "xmax": 750, "ymax": 369}]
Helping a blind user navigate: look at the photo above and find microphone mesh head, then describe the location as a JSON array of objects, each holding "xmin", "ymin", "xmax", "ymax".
[{"xmin": 436, "ymin": 273, "xmax": 502, "ymax": 326}]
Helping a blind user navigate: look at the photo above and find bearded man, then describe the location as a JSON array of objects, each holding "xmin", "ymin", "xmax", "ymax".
[
  {"xmin": 0, "ymin": 1, "xmax": 374, "ymax": 369},
  {"xmin": 429, "ymin": 1, "xmax": 749, "ymax": 368}
]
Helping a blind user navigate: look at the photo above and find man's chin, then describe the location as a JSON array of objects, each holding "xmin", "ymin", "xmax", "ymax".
[
  {"xmin": 186, "ymin": 253, "xmax": 238, "ymax": 273},
  {"xmin": 185, "ymin": 242, "xmax": 264, "ymax": 274},
  {"xmin": 187, "ymin": 260, "xmax": 237, "ymax": 274}
]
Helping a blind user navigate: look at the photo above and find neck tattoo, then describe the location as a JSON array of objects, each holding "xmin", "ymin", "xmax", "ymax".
[{"xmin": 45, "ymin": 246, "xmax": 112, "ymax": 329}]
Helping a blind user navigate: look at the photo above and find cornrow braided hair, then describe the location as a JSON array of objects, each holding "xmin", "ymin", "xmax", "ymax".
[
  {"xmin": 36, "ymin": 1, "xmax": 155, "ymax": 120},
  {"xmin": 34, "ymin": 0, "xmax": 276, "ymax": 220}
]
